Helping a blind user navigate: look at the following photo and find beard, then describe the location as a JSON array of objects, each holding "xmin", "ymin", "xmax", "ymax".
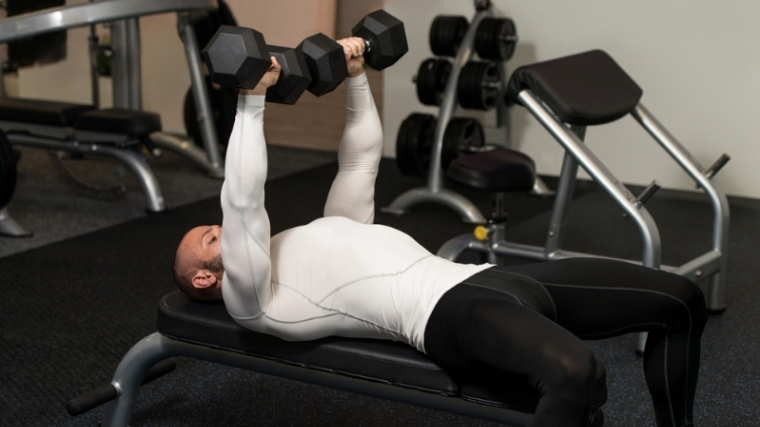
[{"xmin": 201, "ymin": 254, "xmax": 224, "ymax": 273}]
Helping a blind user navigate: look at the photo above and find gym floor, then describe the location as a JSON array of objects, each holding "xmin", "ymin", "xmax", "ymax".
[{"xmin": 2, "ymin": 145, "xmax": 760, "ymax": 426}]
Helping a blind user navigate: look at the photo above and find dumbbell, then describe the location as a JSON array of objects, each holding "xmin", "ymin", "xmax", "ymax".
[{"xmin": 202, "ymin": 10, "xmax": 408, "ymax": 104}]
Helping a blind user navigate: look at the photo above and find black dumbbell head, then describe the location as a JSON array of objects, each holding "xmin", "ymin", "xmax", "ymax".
[
  {"xmin": 297, "ymin": 33, "xmax": 348, "ymax": 96},
  {"xmin": 352, "ymin": 10, "xmax": 408, "ymax": 70},
  {"xmin": 202, "ymin": 25, "xmax": 272, "ymax": 89},
  {"xmin": 266, "ymin": 45, "xmax": 312, "ymax": 105}
]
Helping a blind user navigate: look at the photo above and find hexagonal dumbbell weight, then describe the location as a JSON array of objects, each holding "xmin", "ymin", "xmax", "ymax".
[
  {"xmin": 203, "ymin": 26, "xmax": 312, "ymax": 105},
  {"xmin": 351, "ymin": 9, "xmax": 408, "ymax": 70},
  {"xmin": 202, "ymin": 25, "xmax": 272, "ymax": 90}
]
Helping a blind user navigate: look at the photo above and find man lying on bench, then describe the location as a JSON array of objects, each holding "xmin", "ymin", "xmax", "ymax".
[{"xmin": 173, "ymin": 37, "xmax": 707, "ymax": 427}]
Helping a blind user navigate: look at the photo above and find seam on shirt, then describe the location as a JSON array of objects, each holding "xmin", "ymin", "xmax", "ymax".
[
  {"xmin": 271, "ymin": 279, "xmax": 408, "ymax": 338},
  {"xmin": 316, "ymin": 254, "xmax": 434, "ymax": 304}
]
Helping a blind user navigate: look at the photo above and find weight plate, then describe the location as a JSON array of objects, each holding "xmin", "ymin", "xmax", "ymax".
[
  {"xmin": 396, "ymin": 113, "xmax": 436, "ymax": 177},
  {"xmin": 0, "ymin": 129, "xmax": 17, "ymax": 208},
  {"xmin": 457, "ymin": 61, "xmax": 501, "ymax": 110},
  {"xmin": 416, "ymin": 58, "xmax": 452, "ymax": 106},
  {"xmin": 475, "ymin": 18, "xmax": 518, "ymax": 61},
  {"xmin": 429, "ymin": 15, "xmax": 469, "ymax": 57},
  {"xmin": 441, "ymin": 117, "xmax": 485, "ymax": 171}
]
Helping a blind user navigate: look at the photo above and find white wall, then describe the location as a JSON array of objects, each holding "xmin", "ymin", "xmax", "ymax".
[{"xmin": 383, "ymin": 0, "xmax": 760, "ymax": 199}]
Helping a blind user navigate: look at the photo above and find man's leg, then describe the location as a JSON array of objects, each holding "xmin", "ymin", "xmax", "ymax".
[
  {"xmin": 499, "ymin": 258, "xmax": 708, "ymax": 427},
  {"xmin": 425, "ymin": 283, "xmax": 599, "ymax": 427}
]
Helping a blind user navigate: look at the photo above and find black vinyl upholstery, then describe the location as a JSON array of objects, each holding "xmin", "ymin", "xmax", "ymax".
[
  {"xmin": 446, "ymin": 147, "xmax": 536, "ymax": 193},
  {"xmin": 0, "ymin": 98, "xmax": 95, "ymax": 127},
  {"xmin": 156, "ymin": 291, "xmax": 608, "ymax": 413},
  {"xmin": 157, "ymin": 291, "xmax": 459, "ymax": 395},
  {"xmin": 75, "ymin": 108, "xmax": 161, "ymax": 137},
  {"xmin": 506, "ymin": 50, "xmax": 643, "ymax": 126}
]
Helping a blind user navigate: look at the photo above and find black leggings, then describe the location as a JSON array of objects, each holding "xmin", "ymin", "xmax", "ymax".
[{"xmin": 424, "ymin": 258, "xmax": 708, "ymax": 427}]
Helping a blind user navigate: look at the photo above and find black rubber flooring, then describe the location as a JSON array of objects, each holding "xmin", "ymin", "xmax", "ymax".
[{"xmin": 1, "ymin": 159, "xmax": 759, "ymax": 426}]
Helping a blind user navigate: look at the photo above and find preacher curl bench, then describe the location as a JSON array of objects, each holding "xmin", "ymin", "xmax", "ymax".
[{"xmin": 71, "ymin": 291, "xmax": 607, "ymax": 426}]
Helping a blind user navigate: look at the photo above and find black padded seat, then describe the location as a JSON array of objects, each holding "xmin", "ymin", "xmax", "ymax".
[
  {"xmin": 157, "ymin": 291, "xmax": 459, "ymax": 395},
  {"xmin": 506, "ymin": 50, "xmax": 643, "ymax": 126},
  {"xmin": 75, "ymin": 108, "xmax": 162, "ymax": 137},
  {"xmin": 156, "ymin": 291, "xmax": 608, "ymax": 414},
  {"xmin": 0, "ymin": 97, "xmax": 95, "ymax": 127},
  {"xmin": 446, "ymin": 147, "xmax": 536, "ymax": 193}
]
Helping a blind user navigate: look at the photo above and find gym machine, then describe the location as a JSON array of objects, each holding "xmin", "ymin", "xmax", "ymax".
[
  {"xmin": 0, "ymin": 0, "xmax": 225, "ymax": 220},
  {"xmin": 436, "ymin": 50, "xmax": 731, "ymax": 352},
  {"xmin": 383, "ymin": 0, "xmax": 551, "ymax": 224}
]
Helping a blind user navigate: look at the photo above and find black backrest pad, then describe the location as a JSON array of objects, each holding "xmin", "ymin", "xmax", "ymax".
[
  {"xmin": 156, "ymin": 291, "xmax": 459, "ymax": 395},
  {"xmin": 506, "ymin": 50, "xmax": 643, "ymax": 126},
  {"xmin": 75, "ymin": 108, "xmax": 162, "ymax": 136}
]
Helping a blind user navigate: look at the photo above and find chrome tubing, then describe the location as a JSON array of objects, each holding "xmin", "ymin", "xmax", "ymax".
[
  {"xmin": 631, "ymin": 103, "xmax": 729, "ymax": 310},
  {"xmin": 0, "ymin": 0, "xmax": 218, "ymax": 44},
  {"xmin": 518, "ymin": 90, "xmax": 662, "ymax": 269},
  {"xmin": 8, "ymin": 134, "xmax": 165, "ymax": 212},
  {"xmin": 177, "ymin": 11, "xmax": 224, "ymax": 174}
]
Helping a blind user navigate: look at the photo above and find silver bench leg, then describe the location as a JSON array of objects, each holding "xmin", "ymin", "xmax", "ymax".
[
  {"xmin": 0, "ymin": 207, "xmax": 32, "ymax": 237},
  {"xmin": 8, "ymin": 134, "xmax": 165, "ymax": 212},
  {"xmin": 632, "ymin": 104, "xmax": 730, "ymax": 312}
]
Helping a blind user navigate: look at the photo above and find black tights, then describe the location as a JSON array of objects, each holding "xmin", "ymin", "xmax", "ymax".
[{"xmin": 424, "ymin": 258, "xmax": 708, "ymax": 427}]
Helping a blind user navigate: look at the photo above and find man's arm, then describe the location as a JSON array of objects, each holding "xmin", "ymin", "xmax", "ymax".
[
  {"xmin": 323, "ymin": 38, "xmax": 384, "ymax": 224},
  {"xmin": 221, "ymin": 59, "xmax": 280, "ymax": 319}
]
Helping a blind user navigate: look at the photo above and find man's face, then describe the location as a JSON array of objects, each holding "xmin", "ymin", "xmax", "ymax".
[{"xmin": 184, "ymin": 225, "xmax": 223, "ymax": 266}]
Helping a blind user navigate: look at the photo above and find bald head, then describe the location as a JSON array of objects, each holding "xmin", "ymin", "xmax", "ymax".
[{"xmin": 173, "ymin": 225, "xmax": 224, "ymax": 302}]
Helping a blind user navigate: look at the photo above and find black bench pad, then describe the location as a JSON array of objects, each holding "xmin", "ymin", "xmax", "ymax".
[
  {"xmin": 157, "ymin": 291, "xmax": 607, "ymax": 412},
  {"xmin": 446, "ymin": 147, "xmax": 536, "ymax": 193},
  {"xmin": 0, "ymin": 98, "xmax": 95, "ymax": 127},
  {"xmin": 156, "ymin": 291, "xmax": 459, "ymax": 395},
  {"xmin": 75, "ymin": 108, "xmax": 161, "ymax": 137},
  {"xmin": 506, "ymin": 50, "xmax": 643, "ymax": 126}
]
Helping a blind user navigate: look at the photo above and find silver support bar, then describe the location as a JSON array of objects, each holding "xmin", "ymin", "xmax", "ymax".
[
  {"xmin": 149, "ymin": 132, "xmax": 223, "ymax": 178},
  {"xmin": 7, "ymin": 134, "xmax": 165, "ymax": 212},
  {"xmin": 519, "ymin": 90, "xmax": 662, "ymax": 269},
  {"xmin": 631, "ymin": 103, "xmax": 730, "ymax": 311},
  {"xmin": 177, "ymin": 11, "xmax": 224, "ymax": 174},
  {"xmin": 0, "ymin": 207, "xmax": 33, "ymax": 237},
  {"xmin": 383, "ymin": 9, "xmax": 492, "ymax": 224},
  {"xmin": 0, "ymin": 0, "xmax": 218, "ymax": 44}
]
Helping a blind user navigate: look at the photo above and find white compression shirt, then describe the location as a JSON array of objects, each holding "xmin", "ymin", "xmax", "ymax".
[{"xmin": 220, "ymin": 73, "xmax": 492, "ymax": 353}]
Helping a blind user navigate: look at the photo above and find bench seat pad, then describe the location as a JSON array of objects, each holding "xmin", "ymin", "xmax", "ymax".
[
  {"xmin": 75, "ymin": 108, "xmax": 161, "ymax": 137},
  {"xmin": 156, "ymin": 291, "xmax": 460, "ymax": 395},
  {"xmin": 446, "ymin": 147, "xmax": 536, "ymax": 193},
  {"xmin": 0, "ymin": 98, "xmax": 95, "ymax": 127},
  {"xmin": 506, "ymin": 50, "xmax": 643, "ymax": 126}
]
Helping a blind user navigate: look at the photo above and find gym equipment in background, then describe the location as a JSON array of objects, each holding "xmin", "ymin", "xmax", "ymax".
[
  {"xmin": 383, "ymin": 0, "xmax": 548, "ymax": 224},
  {"xmin": 0, "ymin": 0, "xmax": 226, "ymax": 214},
  {"xmin": 437, "ymin": 50, "xmax": 731, "ymax": 353}
]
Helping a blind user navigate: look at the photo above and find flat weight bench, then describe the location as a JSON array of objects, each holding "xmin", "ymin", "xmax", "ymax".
[
  {"xmin": 438, "ymin": 50, "xmax": 730, "ymax": 319},
  {"xmin": 77, "ymin": 291, "xmax": 607, "ymax": 426},
  {"xmin": 0, "ymin": 97, "xmax": 166, "ymax": 212}
]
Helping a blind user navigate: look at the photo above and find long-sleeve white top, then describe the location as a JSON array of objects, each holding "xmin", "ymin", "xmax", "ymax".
[{"xmin": 220, "ymin": 74, "xmax": 491, "ymax": 353}]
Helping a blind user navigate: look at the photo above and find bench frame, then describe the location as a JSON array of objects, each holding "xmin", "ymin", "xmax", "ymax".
[{"xmin": 100, "ymin": 331, "xmax": 536, "ymax": 427}]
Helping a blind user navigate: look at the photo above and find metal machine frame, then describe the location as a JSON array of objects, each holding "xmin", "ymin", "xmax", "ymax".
[
  {"xmin": 0, "ymin": 0, "xmax": 224, "ymax": 221},
  {"xmin": 438, "ymin": 90, "xmax": 730, "ymax": 315}
]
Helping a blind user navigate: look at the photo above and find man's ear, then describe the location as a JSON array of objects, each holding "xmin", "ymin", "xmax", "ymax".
[{"xmin": 191, "ymin": 269, "xmax": 218, "ymax": 290}]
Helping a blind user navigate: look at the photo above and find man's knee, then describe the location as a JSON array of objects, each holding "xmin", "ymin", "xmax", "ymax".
[
  {"xmin": 539, "ymin": 339, "xmax": 597, "ymax": 397},
  {"xmin": 661, "ymin": 274, "xmax": 708, "ymax": 329}
]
